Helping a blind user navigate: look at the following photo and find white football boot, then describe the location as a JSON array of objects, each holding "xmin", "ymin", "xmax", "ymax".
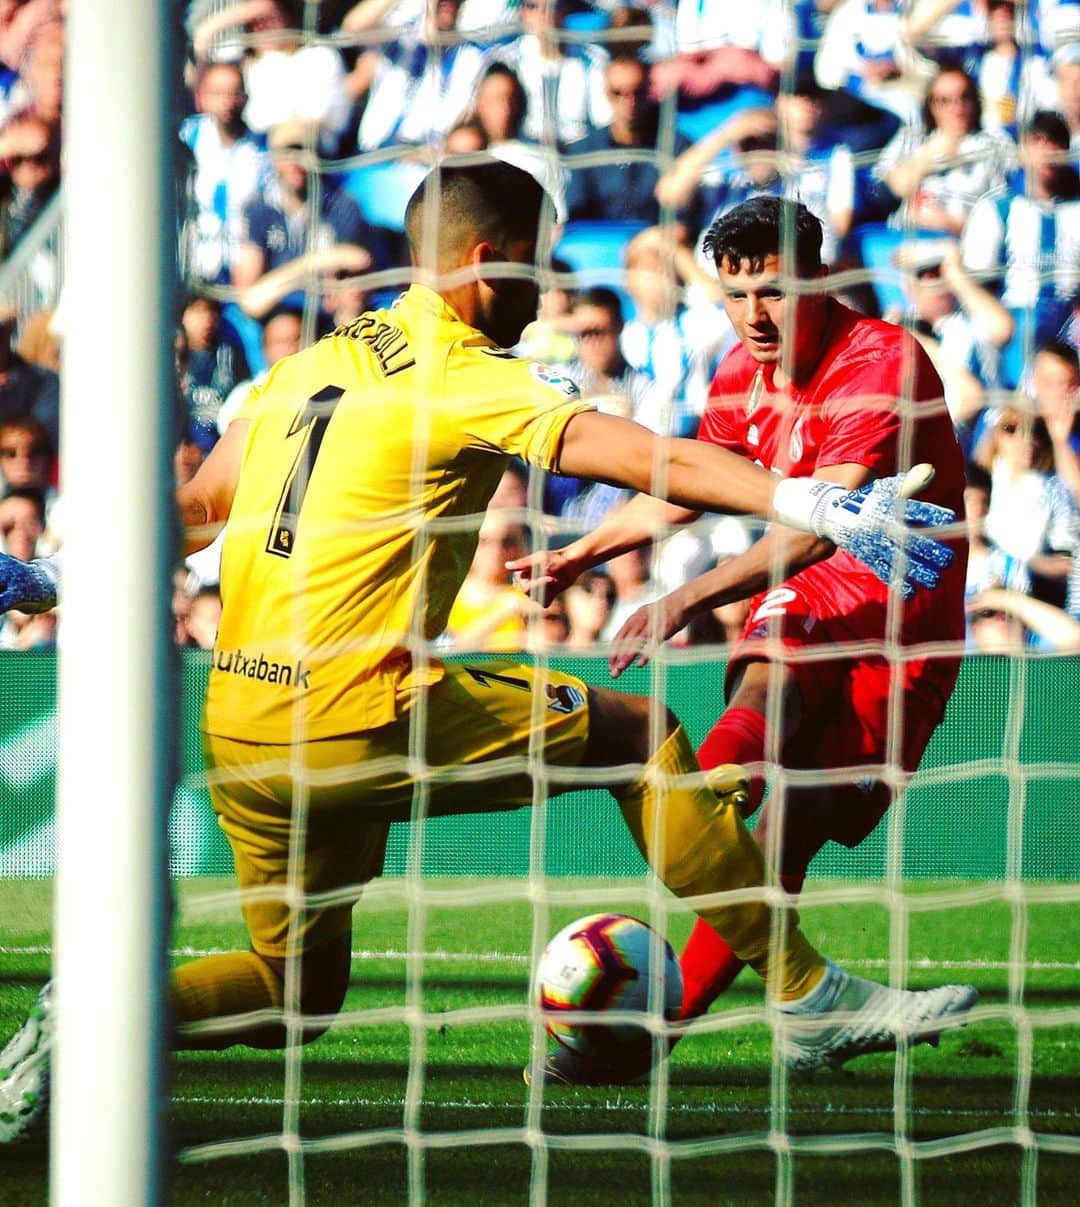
[
  {"xmin": 0, "ymin": 981, "xmax": 53, "ymax": 1143},
  {"xmin": 776, "ymin": 961, "xmax": 978, "ymax": 1074}
]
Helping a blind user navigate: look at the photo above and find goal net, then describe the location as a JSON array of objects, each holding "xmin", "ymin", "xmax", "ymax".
[{"xmin": 4, "ymin": 1, "xmax": 1080, "ymax": 1204}]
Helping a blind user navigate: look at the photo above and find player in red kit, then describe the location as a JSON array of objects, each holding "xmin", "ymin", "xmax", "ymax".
[{"xmin": 510, "ymin": 196, "xmax": 968, "ymax": 1084}]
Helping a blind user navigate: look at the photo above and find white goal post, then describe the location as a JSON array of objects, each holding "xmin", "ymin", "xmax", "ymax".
[{"xmin": 52, "ymin": 2, "xmax": 175, "ymax": 1203}]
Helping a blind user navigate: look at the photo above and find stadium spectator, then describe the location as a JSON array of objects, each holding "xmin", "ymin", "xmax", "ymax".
[
  {"xmin": 1030, "ymin": 339, "xmax": 1080, "ymax": 449},
  {"xmin": 972, "ymin": 0, "xmax": 1054, "ymax": 139},
  {"xmin": 651, "ymin": 0, "xmax": 778, "ymax": 105},
  {"xmin": 0, "ymin": 20, "xmax": 62, "ymax": 141},
  {"xmin": 655, "ymin": 105, "xmax": 785, "ymax": 230},
  {"xmin": 179, "ymin": 61, "xmax": 271, "ymax": 284},
  {"xmin": 0, "ymin": 484, "xmax": 43, "ymax": 562},
  {"xmin": 442, "ymin": 118, "xmax": 488, "ymax": 155},
  {"xmin": 515, "ymin": 254, "xmax": 577, "ymax": 363},
  {"xmin": 972, "ymin": 404, "xmax": 1078, "ymax": 609},
  {"xmin": 876, "ymin": 65, "xmax": 1017, "ymax": 236},
  {"xmin": 320, "ymin": 257, "xmax": 371, "ymax": 332},
  {"xmin": 563, "ymin": 54, "xmax": 697, "ymax": 226},
  {"xmin": 967, "ymin": 584, "xmax": 1080, "ymax": 650},
  {"xmin": 0, "ymin": 1, "xmax": 61, "ymax": 86},
  {"xmin": 442, "ymin": 511, "xmax": 537, "ymax": 651},
  {"xmin": 0, "ymin": 303, "xmax": 58, "ymax": 449},
  {"xmin": 13, "ymin": 301, "xmax": 60, "ymax": 374},
  {"xmin": 356, "ymin": 0, "xmax": 487, "ymax": 151},
  {"xmin": 1047, "ymin": 41, "xmax": 1080, "ymax": 148},
  {"xmin": 541, "ymin": 287, "xmax": 651, "ymax": 526},
  {"xmin": 192, "ymin": 0, "xmax": 352, "ymax": 155},
  {"xmin": 492, "ymin": 0, "xmax": 610, "ymax": 145},
  {"xmin": 178, "ymin": 293, "xmax": 250, "ymax": 453},
  {"xmin": 962, "ymin": 110, "xmax": 1080, "ymax": 380},
  {"xmin": 814, "ymin": 0, "xmax": 920, "ymax": 126},
  {"xmin": 469, "ymin": 62, "xmax": 526, "ymax": 147},
  {"xmin": 232, "ymin": 120, "xmax": 383, "ymax": 294},
  {"xmin": 563, "ymin": 567, "xmax": 616, "ymax": 648},
  {"xmin": 0, "ymin": 113, "xmax": 58, "ymax": 260},
  {"xmin": 174, "ymin": 437, "xmax": 205, "ymax": 487},
  {"xmin": 963, "ymin": 459, "xmax": 1029, "ymax": 647},
  {"xmin": 0, "ymin": 415, "xmax": 56, "ymax": 548},
  {"xmin": 217, "ymin": 304, "xmax": 306, "ymax": 432},
  {"xmin": 620, "ymin": 225, "xmax": 735, "ymax": 437},
  {"xmin": 601, "ymin": 545, "xmax": 666, "ymax": 641},
  {"xmin": 0, "ymin": 483, "xmax": 55, "ymax": 647},
  {"xmin": 901, "ymin": 0, "xmax": 990, "ymax": 68},
  {"xmin": 658, "ymin": 78, "xmax": 859, "ymax": 268},
  {"xmin": 890, "ymin": 239, "xmax": 1015, "ymax": 453}
]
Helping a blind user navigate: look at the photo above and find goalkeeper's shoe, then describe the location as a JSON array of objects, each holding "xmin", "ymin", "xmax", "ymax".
[
  {"xmin": 705, "ymin": 763, "xmax": 753, "ymax": 818},
  {"xmin": 776, "ymin": 961, "xmax": 978, "ymax": 1075},
  {"xmin": 0, "ymin": 981, "xmax": 53, "ymax": 1144}
]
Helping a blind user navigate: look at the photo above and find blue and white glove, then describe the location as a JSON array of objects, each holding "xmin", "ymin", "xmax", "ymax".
[
  {"xmin": 0, "ymin": 553, "xmax": 59, "ymax": 614},
  {"xmin": 772, "ymin": 465, "xmax": 955, "ymax": 599}
]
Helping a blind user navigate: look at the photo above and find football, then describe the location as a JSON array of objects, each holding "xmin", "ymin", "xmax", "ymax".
[{"xmin": 536, "ymin": 913, "xmax": 683, "ymax": 1056}]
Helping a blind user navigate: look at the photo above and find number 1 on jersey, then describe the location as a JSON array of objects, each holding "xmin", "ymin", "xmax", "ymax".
[{"xmin": 267, "ymin": 385, "xmax": 345, "ymax": 558}]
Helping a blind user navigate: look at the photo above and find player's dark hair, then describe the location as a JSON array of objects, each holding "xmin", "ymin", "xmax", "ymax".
[
  {"xmin": 1, "ymin": 486, "xmax": 46, "ymax": 524},
  {"xmin": 404, "ymin": 159, "xmax": 551, "ymax": 264},
  {"xmin": 573, "ymin": 286, "xmax": 624, "ymax": 328},
  {"xmin": 702, "ymin": 196, "xmax": 823, "ymax": 277}
]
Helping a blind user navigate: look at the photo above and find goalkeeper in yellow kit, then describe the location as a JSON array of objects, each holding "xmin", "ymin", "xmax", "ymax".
[{"xmin": 0, "ymin": 160, "xmax": 975, "ymax": 1125}]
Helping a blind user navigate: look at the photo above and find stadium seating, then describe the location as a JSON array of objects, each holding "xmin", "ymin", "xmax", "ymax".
[{"xmin": 342, "ymin": 160, "xmax": 427, "ymax": 232}]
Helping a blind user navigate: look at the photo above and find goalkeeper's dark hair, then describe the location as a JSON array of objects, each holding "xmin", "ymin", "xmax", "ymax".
[
  {"xmin": 703, "ymin": 196, "xmax": 823, "ymax": 278},
  {"xmin": 404, "ymin": 159, "xmax": 551, "ymax": 264}
]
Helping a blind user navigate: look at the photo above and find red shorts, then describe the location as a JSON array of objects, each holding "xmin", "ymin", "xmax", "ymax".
[{"xmin": 726, "ymin": 582, "xmax": 961, "ymax": 845}]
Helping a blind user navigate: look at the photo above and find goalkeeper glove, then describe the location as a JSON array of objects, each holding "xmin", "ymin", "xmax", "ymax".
[
  {"xmin": 0, "ymin": 553, "xmax": 59, "ymax": 615},
  {"xmin": 771, "ymin": 465, "xmax": 954, "ymax": 599}
]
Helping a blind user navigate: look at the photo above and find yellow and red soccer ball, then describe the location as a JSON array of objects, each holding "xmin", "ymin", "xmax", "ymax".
[{"xmin": 536, "ymin": 913, "xmax": 682, "ymax": 1056}]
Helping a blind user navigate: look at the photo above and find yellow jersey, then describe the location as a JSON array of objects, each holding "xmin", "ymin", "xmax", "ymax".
[{"xmin": 202, "ymin": 285, "xmax": 592, "ymax": 742}]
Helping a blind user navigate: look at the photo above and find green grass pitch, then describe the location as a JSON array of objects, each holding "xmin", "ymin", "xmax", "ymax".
[{"xmin": 1, "ymin": 877, "xmax": 1078, "ymax": 1206}]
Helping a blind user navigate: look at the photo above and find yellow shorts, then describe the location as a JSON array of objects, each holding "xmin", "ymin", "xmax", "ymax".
[{"xmin": 202, "ymin": 659, "xmax": 591, "ymax": 959}]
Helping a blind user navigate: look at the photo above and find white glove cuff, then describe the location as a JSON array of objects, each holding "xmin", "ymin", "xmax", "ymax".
[
  {"xmin": 35, "ymin": 553, "xmax": 62, "ymax": 596},
  {"xmin": 771, "ymin": 477, "xmax": 845, "ymax": 537}
]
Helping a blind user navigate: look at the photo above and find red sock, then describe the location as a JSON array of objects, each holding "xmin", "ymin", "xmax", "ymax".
[
  {"xmin": 697, "ymin": 706, "xmax": 768, "ymax": 813},
  {"xmin": 679, "ymin": 872, "xmax": 806, "ymax": 1021}
]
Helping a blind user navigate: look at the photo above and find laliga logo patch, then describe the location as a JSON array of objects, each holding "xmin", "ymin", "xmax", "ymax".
[{"xmin": 530, "ymin": 362, "xmax": 580, "ymax": 399}]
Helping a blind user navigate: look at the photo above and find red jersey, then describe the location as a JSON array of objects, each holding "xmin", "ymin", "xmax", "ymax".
[{"xmin": 698, "ymin": 300, "xmax": 967, "ymax": 643}]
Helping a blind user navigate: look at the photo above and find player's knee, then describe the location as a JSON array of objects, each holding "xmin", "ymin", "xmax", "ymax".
[{"xmin": 586, "ymin": 688, "xmax": 678, "ymax": 766}]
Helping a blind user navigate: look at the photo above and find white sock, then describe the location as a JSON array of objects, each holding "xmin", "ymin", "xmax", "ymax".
[{"xmin": 778, "ymin": 960, "xmax": 846, "ymax": 1014}]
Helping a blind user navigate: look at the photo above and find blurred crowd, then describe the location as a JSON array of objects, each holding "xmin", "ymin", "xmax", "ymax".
[{"xmin": 1, "ymin": 0, "xmax": 1080, "ymax": 655}]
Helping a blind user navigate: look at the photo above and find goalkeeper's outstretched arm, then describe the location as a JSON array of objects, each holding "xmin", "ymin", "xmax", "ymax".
[
  {"xmin": 176, "ymin": 418, "xmax": 248, "ymax": 556},
  {"xmin": 511, "ymin": 411, "xmax": 953, "ymax": 602}
]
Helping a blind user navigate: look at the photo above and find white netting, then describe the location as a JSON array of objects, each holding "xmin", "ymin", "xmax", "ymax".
[{"xmin": 4, "ymin": 0, "xmax": 1080, "ymax": 1202}]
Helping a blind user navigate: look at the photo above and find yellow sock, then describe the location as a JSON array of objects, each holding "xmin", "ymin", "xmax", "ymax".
[
  {"xmin": 612, "ymin": 725, "xmax": 824, "ymax": 1002},
  {"xmin": 171, "ymin": 951, "xmax": 285, "ymax": 1049}
]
